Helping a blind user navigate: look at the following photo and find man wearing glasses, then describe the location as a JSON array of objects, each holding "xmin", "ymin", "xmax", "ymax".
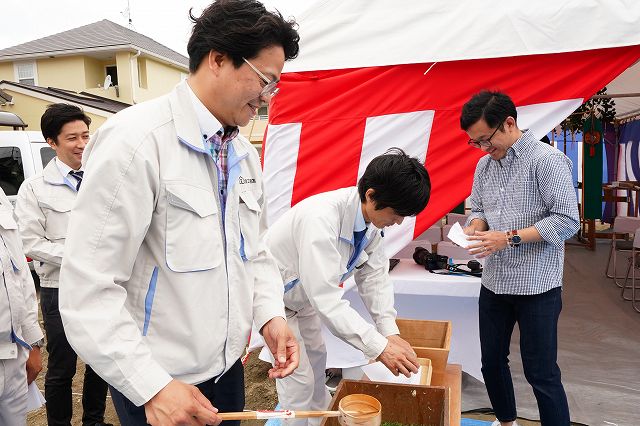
[
  {"xmin": 59, "ymin": 1, "xmax": 300, "ymax": 425},
  {"xmin": 460, "ymin": 91, "xmax": 579, "ymax": 426}
]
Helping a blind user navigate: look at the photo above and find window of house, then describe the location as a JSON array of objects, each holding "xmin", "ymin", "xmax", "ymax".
[
  {"xmin": 40, "ymin": 146, "xmax": 56, "ymax": 168},
  {"xmin": 14, "ymin": 61, "xmax": 37, "ymax": 85},
  {"xmin": 257, "ymin": 106, "xmax": 268, "ymax": 120},
  {"xmin": 0, "ymin": 146, "xmax": 25, "ymax": 196},
  {"xmin": 105, "ymin": 65, "xmax": 119, "ymax": 86}
]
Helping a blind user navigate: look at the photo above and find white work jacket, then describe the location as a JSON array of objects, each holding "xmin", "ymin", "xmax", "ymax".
[
  {"xmin": 264, "ymin": 187, "xmax": 399, "ymax": 360},
  {"xmin": 15, "ymin": 159, "xmax": 78, "ymax": 288},
  {"xmin": 59, "ymin": 80, "xmax": 285, "ymax": 407},
  {"xmin": 0, "ymin": 188, "xmax": 43, "ymax": 359}
]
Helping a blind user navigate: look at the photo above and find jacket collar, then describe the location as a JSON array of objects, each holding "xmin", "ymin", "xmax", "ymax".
[
  {"xmin": 339, "ymin": 187, "xmax": 378, "ymax": 244},
  {"xmin": 170, "ymin": 80, "xmax": 209, "ymax": 154},
  {"xmin": 170, "ymin": 80, "xmax": 248, "ymax": 160},
  {"xmin": 228, "ymin": 135, "xmax": 249, "ymax": 164},
  {"xmin": 42, "ymin": 158, "xmax": 67, "ymax": 186},
  {"xmin": 185, "ymin": 82, "xmax": 226, "ymax": 144}
]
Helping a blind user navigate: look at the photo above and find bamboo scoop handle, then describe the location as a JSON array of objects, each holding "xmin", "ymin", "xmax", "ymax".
[{"xmin": 218, "ymin": 410, "xmax": 342, "ymax": 421}]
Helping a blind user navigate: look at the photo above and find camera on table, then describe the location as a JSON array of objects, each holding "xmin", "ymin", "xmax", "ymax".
[
  {"xmin": 413, "ymin": 246, "xmax": 483, "ymax": 277},
  {"xmin": 466, "ymin": 259, "xmax": 482, "ymax": 273},
  {"xmin": 413, "ymin": 246, "xmax": 448, "ymax": 270}
]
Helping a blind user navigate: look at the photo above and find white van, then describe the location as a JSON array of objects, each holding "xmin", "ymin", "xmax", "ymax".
[
  {"xmin": 0, "ymin": 112, "xmax": 55, "ymax": 205},
  {"xmin": 1, "ymin": 112, "xmax": 55, "ymax": 287}
]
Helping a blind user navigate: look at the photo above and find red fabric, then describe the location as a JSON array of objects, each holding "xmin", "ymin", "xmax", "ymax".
[{"xmin": 265, "ymin": 46, "xmax": 640, "ymax": 238}]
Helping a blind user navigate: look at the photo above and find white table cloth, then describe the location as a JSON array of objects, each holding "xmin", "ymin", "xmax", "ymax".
[{"xmin": 258, "ymin": 259, "xmax": 483, "ymax": 381}]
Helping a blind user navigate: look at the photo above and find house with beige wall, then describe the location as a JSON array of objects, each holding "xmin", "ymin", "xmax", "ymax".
[
  {"xmin": 0, "ymin": 19, "xmax": 189, "ymax": 129},
  {"xmin": 0, "ymin": 19, "xmax": 269, "ymax": 148}
]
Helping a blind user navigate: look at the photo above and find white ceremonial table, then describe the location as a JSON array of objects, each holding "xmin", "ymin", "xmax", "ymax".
[{"xmin": 324, "ymin": 259, "xmax": 483, "ymax": 381}]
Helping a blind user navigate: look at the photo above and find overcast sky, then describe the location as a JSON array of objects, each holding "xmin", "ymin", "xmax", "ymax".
[{"xmin": 1, "ymin": 0, "xmax": 305, "ymax": 57}]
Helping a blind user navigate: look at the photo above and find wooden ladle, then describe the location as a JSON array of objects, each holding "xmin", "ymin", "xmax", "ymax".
[
  {"xmin": 217, "ymin": 393, "xmax": 381, "ymax": 425},
  {"xmin": 217, "ymin": 409, "xmax": 367, "ymax": 421}
]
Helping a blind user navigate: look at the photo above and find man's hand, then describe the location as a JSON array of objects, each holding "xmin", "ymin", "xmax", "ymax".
[
  {"xmin": 261, "ymin": 316, "xmax": 299, "ymax": 378},
  {"xmin": 376, "ymin": 335, "xmax": 419, "ymax": 377},
  {"xmin": 462, "ymin": 226, "xmax": 476, "ymax": 237},
  {"xmin": 144, "ymin": 380, "xmax": 220, "ymax": 426},
  {"xmin": 463, "ymin": 219, "xmax": 488, "ymax": 238},
  {"xmin": 467, "ymin": 230, "xmax": 509, "ymax": 258},
  {"xmin": 26, "ymin": 346, "xmax": 42, "ymax": 385}
]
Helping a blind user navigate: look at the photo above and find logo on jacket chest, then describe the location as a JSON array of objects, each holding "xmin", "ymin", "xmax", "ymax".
[{"xmin": 238, "ymin": 176, "xmax": 256, "ymax": 184}]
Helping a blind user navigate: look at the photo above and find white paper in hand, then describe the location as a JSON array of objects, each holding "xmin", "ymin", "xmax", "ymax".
[
  {"xmin": 360, "ymin": 361, "xmax": 422, "ymax": 385},
  {"xmin": 26, "ymin": 382, "xmax": 46, "ymax": 412},
  {"xmin": 447, "ymin": 222, "xmax": 471, "ymax": 248}
]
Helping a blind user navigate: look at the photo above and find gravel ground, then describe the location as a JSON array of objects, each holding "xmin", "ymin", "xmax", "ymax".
[{"xmin": 26, "ymin": 345, "xmax": 276, "ymax": 426}]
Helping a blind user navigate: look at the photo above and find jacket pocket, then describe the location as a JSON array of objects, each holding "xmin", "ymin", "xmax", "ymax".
[
  {"xmin": 0, "ymin": 210, "xmax": 25, "ymax": 270},
  {"xmin": 165, "ymin": 184, "xmax": 223, "ymax": 272},
  {"xmin": 238, "ymin": 191, "xmax": 262, "ymax": 261},
  {"xmin": 0, "ymin": 210, "xmax": 18, "ymax": 230},
  {"xmin": 38, "ymin": 197, "xmax": 72, "ymax": 240}
]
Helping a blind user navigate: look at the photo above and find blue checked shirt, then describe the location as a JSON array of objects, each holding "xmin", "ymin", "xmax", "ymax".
[{"xmin": 466, "ymin": 130, "xmax": 580, "ymax": 295}]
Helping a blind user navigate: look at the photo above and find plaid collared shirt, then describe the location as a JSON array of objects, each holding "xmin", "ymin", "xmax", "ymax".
[
  {"xmin": 206, "ymin": 127, "xmax": 239, "ymax": 210},
  {"xmin": 466, "ymin": 130, "xmax": 580, "ymax": 295}
]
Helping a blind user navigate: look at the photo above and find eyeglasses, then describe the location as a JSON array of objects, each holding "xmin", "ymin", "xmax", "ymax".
[
  {"xmin": 242, "ymin": 57, "xmax": 280, "ymax": 98},
  {"xmin": 467, "ymin": 120, "xmax": 505, "ymax": 149}
]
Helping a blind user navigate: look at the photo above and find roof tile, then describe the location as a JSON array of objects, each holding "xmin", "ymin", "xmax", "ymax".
[{"xmin": 0, "ymin": 19, "xmax": 188, "ymax": 67}]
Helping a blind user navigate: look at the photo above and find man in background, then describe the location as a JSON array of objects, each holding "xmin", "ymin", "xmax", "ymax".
[
  {"xmin": 265, "ymin": 149, "xmax": 431, "ymax": 426},
  {"xmin": 15, "ymin": 103, "xmax": 111, "ymax": 426},
  {"xmin": 0, "ymin": 186, "xmax": 44, "ymax": 425},
  {"xmin": 461, "ymin": 90, "xmax": 579, "ymax": 426}
]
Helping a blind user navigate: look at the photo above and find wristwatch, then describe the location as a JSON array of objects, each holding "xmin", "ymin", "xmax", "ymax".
[
  {"xmin": 508, "ymin": 229, "xmax": 522, "ymax": 247},
  {"xmin": 31, "ymin": 338, "xmax": 45, "ymax": 348}
]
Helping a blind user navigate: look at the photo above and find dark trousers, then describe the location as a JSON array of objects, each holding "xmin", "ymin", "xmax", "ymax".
[
  {"xmin": 110, "ymin": 358, "xmax": 245, "ymax": 426},
  {"xmin": 40, "ymin": 287, "xmax": 109, "ymax": 426},
  {"xmin": 479, "ymin": 285, "xmax": 570, "ymax": 426}
]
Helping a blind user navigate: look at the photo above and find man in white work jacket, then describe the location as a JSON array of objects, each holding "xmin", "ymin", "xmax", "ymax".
[
  {"xmin": 58, "ymin": 1, "xmax": 301, "ymax": 425},
  {"xmin": 0, "ymin": 187, "xmax": 44, "ymax": 425},
  {"xmin": 264, "ymin": 149, "xmax": 432, "ymax": 426},
  {"xmin": 15, "ymin": 103, "xmax": 111, "ymax": 426}
]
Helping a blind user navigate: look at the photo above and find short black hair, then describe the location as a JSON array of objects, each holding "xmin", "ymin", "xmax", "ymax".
[
  {"xmin": 187, "ymin": 0, "xmax": 300, "ymax": 72},
  {"xmin": 357, "ymin": 148, "xmax": 431, "ymax": 217},
  {"xmin": 40, "ymin": 103, "xmax": 91, "ymax": 143},
  {"xmin": 460, "ymin": 90, "xmax": 517, "ymax": 131}
]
